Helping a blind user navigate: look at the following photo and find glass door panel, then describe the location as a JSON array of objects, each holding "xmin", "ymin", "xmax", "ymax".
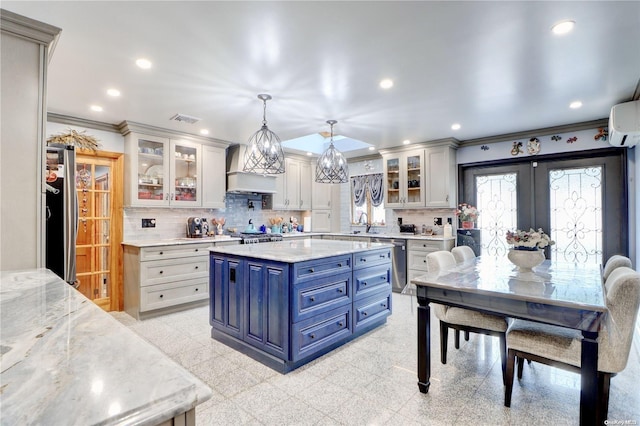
[
  {"xmin": 137, "ymin": 138, "xmax": 165, "ymax": 201},
  {"xmin": 173, "ymin": 143, "xmax": 198, "ymax": 202},
  {"xmin": 475, "ymin": 173, "xmax": 518, "ymax": 257},
  {"xmin": 385, "ymin": 158, "xmax": 400, "ymax": 205},
  {"xmin": 406, "ymin": 154, "xmax": 422, "ymax": 203}
]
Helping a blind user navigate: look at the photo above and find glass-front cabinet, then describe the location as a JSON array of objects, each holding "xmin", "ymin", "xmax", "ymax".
[
  {"xmin": 383, "ymin": 149, "xmax": 425, "ymax": 208},
  {"xmin": 125, "ymin": 133, "xmax": 202, "ymax": 207}
]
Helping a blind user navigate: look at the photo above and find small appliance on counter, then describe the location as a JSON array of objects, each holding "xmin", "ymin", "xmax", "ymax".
[
  {"xmin": 399, "ymin": 224, "xmax": 417, "ymax": 234},
  {"xmin": 186, "ymin": 217, "xmax": 203, "ymax": 238}
]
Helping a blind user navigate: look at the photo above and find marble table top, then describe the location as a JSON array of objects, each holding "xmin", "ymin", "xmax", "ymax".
[
  {"xmin": 0, "ymin": 269, "xmax": 212, "ymax": 425},
  {"xmin": 208, "ymin": 238, "xmax": 393, "ymax": 262}
]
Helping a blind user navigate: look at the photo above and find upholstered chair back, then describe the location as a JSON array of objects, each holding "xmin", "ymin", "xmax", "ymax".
[
  {"xmin": 451, "ymin": 246, "xmax": 476, "ymax": 264},
  {"xmin": 426, "ymin": 251, "xmax": 457, "ymax": 272},
  {"xmin": 602, "ymin": 255, "xmax": 632, "ymax": 280},
  {"xmin": 599, "ymin": 266, "xmax": 640, "ymax": 373}
]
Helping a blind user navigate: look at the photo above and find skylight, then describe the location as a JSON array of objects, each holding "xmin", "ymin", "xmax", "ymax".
[{"xmin": 281, "ymin": 133, "xmax": 373, "ymax": 155}]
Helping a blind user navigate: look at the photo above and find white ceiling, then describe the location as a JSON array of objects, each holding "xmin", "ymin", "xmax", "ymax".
[{"xmin": 4, "ymin": 1, "xmax": 640, "ymax": 157}]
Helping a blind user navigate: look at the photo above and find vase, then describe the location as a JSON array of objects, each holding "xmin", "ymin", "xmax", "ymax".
[
  {"xmin": 461, "ymin": 221, "xmax": 474, "ymax": 229},
  {"xmin": 508, "ymin": 248, "xmax": 545, "ymax": 282}
]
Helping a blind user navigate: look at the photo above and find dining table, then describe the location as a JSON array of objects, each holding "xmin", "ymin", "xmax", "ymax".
[{"xmin": 411, "ymin": 255, "xmax": 607, "ymax": 426}]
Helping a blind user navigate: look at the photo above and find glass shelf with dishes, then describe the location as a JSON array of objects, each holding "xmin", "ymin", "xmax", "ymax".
[
  {"xmin": 172, "ymin": 144, "xmax": 199, "ymax": 203},
  {"xmin": 383, "ymin": 149, "xmax": 425, "ymax": 208}
]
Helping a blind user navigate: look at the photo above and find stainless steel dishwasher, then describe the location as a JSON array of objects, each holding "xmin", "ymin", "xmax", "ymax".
[{"xmin": 372, "ymin": 237, "xmax": 407, "ymax": 293}]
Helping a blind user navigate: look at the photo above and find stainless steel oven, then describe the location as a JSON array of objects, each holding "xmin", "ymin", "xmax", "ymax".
[{"xmin": 371, "ymin": 237, "xmax": 407, "ymax": 293}]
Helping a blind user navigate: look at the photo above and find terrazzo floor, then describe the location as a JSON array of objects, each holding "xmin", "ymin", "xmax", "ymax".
[{"xmin": 111, "ymin": 293, "xmax": 640, "ymax": 425}]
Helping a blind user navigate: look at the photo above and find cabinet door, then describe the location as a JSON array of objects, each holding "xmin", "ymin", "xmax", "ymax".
[
  {"xmin": 244, "ymin": 260, "xmax": 289, "ymax": 359},
  {"xmin": 383, "ymin": 155, "xmax": 403, "ymax": 208},
  {"xmin": 209, "ymin": 255, "xmax": 243, "ymax": 338},
  {"xmin": 126, "ymin": 133, "xmax": 171, "ymax": 206},
  {"xmin": 311, "ymin": 210, "xmax": 331, "ymax": 232},
  {"xmin": 285, "ymin": 158, "xmax": 301, "ymax": 208},
  {"xmin": 272, "ymin": 172, "xmax": 287, "ymax": 209},
  {"xmin": 170, "ymin": 139, "xmax": 202, "ymax": 207},
  {"xmin": 202, "ymin": 145, "xmax": 226, "ymax": 208},
  {"xmin": 299, "ymin": 160, "xmax": 312, "ymax": 209},
  {"xmin": 425, "ymin": 145, "xmax": 456, "ymax": 207},
  {"xmin": 404, "ymin": 150, "xmax": 425, "ymax": 207},
  {"xmin": 383, "ymin": 150, "xmax": 425, "ymax": 208}
]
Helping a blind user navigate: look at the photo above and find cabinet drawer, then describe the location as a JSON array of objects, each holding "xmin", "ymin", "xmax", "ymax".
[
  {"xmin": 353, "ymin": 248, "xmax": 392, "ymax": 270},
  {"xmin": 140, "ymin": 243, "xmax": 210, "ymax": 261},
  {"xmin": 291, "ymin": 305, "xmax": 352, "ymax": 362},
  {"xmin": 140, "ymin": 278, "xmax": 209, "ymax": 312},
  {"xmin": 292, "ymin": 272, "xmax": 351, "ymax": 322},
  {"xmin": 140, "ymin": 257, "xmax": 208, "ymax": 286},
  {"xmin": 407, "ymin": 240, "xmax": 442, "ymax": 252},
  {"xmin": 293, "ymin": 255, "xmax": 351, "ymax": 283},
  {"xmin": 353, "ymin": 265, "xmax": 391, "ymax": 301},
  {"xmin": 354, "ymin": 291, "xmax": 392, "ymax": 333},
  {"xmin": 408, "ymin": 251, "xmax": 430, "ymax": 272}
]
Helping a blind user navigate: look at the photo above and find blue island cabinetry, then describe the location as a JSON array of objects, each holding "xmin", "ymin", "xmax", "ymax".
[{"xmin": 209, "ymin": 244, "xmax": 392, "ymax": 373}]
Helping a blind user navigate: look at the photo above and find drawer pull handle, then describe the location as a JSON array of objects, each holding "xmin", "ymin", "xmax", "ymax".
[
  {"xmin": 309, "ymin": 268, "xmax": 315, "ymax": 273},
  {"xmin": 423, "ymin": 259, "xmax": 427, "ymax": 263},
  {"xmin": 380, "ymin": 254, "xmax": 386, "ymax": 258},
  {"xmin": 361, "ymin": 258, "xmax": 366, "ymax": 262},
  {"xmin": 338, "ymin": 288, "xmax": 344, "ymax": 293},
  {"xmin": 310, "ymin": 296, "xmax": 315, "ymax": 302},
  {"xmin": 159, "ymin": 294, "xmax": 164, "ymax": 298},
  {"xmin": 310, "ymin": 334, "xmax": 316, "ymax": 339},
  {"xmin": 380, "ymin": 276, "xmax": 385, "ymax": 279},
  {"xmin": 363, "ymin": 311, "xmax": 368, "ymax": 316},
  {"xmin": 195, "ymin": 248, "xmax": 199, "ymax": 252},
  {"xmin": 363, "ymin": 281, "xmax": 367, "ymax": 286},
  {"xmin": 159, "ymin": 270, "xmax": 164, "ymax": 274},
  {"xmin": 159, "ymin": 251, "xmax": 163, "ymax": 255},
  {"xmin": 195, "ymin": 266, "xmax": 199, "ymax": 269},
  {"xmin": 195, "ymin": 288, "xmax": 199, "ymax": 292},
  {"xmin": 381, "ymin": 303, "xmax": 386, "ymax": 308},
  {"xmin": 338, "ymin": 322, "xmax": 344, "ymax": 327},
  {"xmin": 338, "ymin": 263, "xmax": 343, "ymax": 267}
]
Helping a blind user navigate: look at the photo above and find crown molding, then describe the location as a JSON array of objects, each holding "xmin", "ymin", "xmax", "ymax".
[
  {"xmin": 118, "ymin": 120, "xmax": 232, "ymax": 147},
  {"xmin": 48, "ymin": 113, "xmax": 121, "ymax": 133},
  {"xmin": 1, "ymin": 9, "xmax": 60, "ymax": 45}
]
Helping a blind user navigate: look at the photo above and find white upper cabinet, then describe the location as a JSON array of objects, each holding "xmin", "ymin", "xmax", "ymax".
[
  {"xmin": 382, "ymin": 148, "xmax": 425, "ymax": 209},
  {"xmin": 273, "ymin": 157, "xmax": 312, "ymax": 210},
  {"xmin": 123, "ymin": 126, "xmax": 228, "ymax": 208},
  {"xmin": 424, "ymin": 144, "xmax": 457, "ymax": 208}
]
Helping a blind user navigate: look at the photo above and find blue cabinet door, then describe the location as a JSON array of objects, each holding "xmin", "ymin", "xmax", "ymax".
[
  {"xmin": 210, "ymin": 255, "xmax": 243, "ymax": 338},
  {"xmin": 244, "ymin": 259, "xmax": 289, "ymax": 359}
]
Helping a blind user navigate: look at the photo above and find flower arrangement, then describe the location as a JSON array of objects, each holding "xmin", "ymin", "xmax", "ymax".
[
  {"xmin": 456, "ymin": 203, "xmax": 479, "ymax": 222},
  {"xmin": 506, "ymin": 228, "xmax": 555, "ymax": 250}
]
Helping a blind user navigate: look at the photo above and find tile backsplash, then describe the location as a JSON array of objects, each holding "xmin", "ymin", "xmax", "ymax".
[{"xmin": 123, "ymin": 193, "xmax": 310, "ymax": 241}]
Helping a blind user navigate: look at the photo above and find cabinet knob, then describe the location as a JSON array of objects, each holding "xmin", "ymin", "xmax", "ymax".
[
  {"xmin": 381, "ymin": 303, "xmax": 386, "ymax": 308},
  {"xmin": 423, "ymin": 259, "xmax": 427, "ymax": 263},
  {"xmin": 338, "ymin": 262, "xmax": 343, "ymax": 267},
  {"xmin": 195, "ymin": 288, "xmax": 199, "ymax": 292},
  {"xmin": 195, "ymin": 248, "xmax": 199, "ymax": 252},
  {"xmin": 362, "ymin": 311, "xmax": 368, "ymax": 316},
  {"xmin": 338, "ymin": 288, "xmax": 344, "ymax": 293},
  {"xmin": 195, "ymin": 266, "xmax": 199, "ymax": 269},
  {"xmin": 159, "ymin": 294, "xmax": 164, "ymax": 298},
  {"xmin": 310, "ymin": 334, "xmax": 316, "ymax": 339},
  {"xmin": 309, "ymin": 268, "xmax": 315, "ymax": 273},
  {"xmin": 159, "ymin": 251, "xmax": 163, "ymax": 255},
  {"xmin": 380, "ymin": 276, "xmax": 386, "ymax": 280},
  {"xmin": 362, "ymin": 281, "xmax": 367, "ymax": 286},
  {"xmin": 338, "ymin": 322, "xmax": 344, "ymax": 327},
  {"xmin": 159, "ymin": 270, "xmax": 164, "ymax": 274},
  {"xmin": 360, "ymin": 258, "xmax": 366, "ymax": 262},
  {"xmin": 310, "ymin": 296, "xmax": 315, "ymax": 302}
]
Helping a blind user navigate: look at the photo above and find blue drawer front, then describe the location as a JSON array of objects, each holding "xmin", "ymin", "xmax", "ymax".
[
  {"xmin": 291, "ymin": 305, "xmax": 352, "ymax": 361},
  {"xmin": 292, "ymin": 272, "xmax": 351, "ymax": 322},
  {"xmin": 353, "ymin": 291, "xmax": 392, "ymax": 333},
  {"xmin": 353, "ymin": 248, "xmax": 392, "ymax": 270},
  {"xmin": 353, "ymin": 265, "xmax": 391, "ymax": 301},
  {"xmin": 293, "ymin": 255, "xmax": 352, "ymax": 283}
]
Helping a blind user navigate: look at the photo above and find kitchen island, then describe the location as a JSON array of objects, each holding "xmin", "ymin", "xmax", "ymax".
[
  {"xmin": 209, "ymin": 238, "xmax": 393, "ymax": 372},
  {"xmin": 0, "ymin": 269, "xmax": 212, "ymax": 425}
]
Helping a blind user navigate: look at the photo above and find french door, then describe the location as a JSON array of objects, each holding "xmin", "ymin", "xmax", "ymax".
[{"xmin": 460, "ymin": 149, "xmax": 628, "ymax": 264}]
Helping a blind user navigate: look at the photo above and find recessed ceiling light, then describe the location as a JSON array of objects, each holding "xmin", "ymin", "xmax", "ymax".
[
  {"xmin": 306, "ymin": 152, "xmax": 313, "ymax": 156},
  {"xmin": 552, "ymin": 20, "xmax": 575, "ymax": 35},
  {"xmin": 90, "ymin": 105, "xmax": 103, "ymax": 112},
  {"xmin": 106, "ymin": 88, "xmax": 121, "ymax": 97},
  {"xmin": 199, "ymin": 129, "xmax": 209, "ymax": 135},
  {"xmin": 368, "ymin": 146, "xmax": 376, "ymax": 151},
  {"xmin": 379, "ymin": 79, "xmax": 394, "ymax": 89},
  {"xmin": 451, "ymin": 123, "xmax": 461, "ymax": 130},
  {"xmin": 403, "ymin": 140, "xmax": 411, "ymax": 145},
  {"xmin": 136, "ymin": 58, "xmax": 152, "ymax": 69},
  {"xmin": 569, "ymin": 101, "xmax": 583, "ymax": 109}
]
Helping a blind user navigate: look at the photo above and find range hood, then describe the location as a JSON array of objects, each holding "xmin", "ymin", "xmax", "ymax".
[{"xmin": 226, "ymin": 144, "xmax": 277, "ymax": 194}]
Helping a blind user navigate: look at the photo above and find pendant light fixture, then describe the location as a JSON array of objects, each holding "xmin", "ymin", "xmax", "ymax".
[
  {"xmin": 243, "ymin": 94, "xmax": 285, "ymax": 174},
  {"xmin": 315, "ymin": 120, "xmax": 349, "ymax": 184}
]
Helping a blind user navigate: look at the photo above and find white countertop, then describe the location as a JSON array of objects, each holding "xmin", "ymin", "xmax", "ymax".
[
  {"xmin": 0, "ymin": 269, "xmax": 212, "ymax": 425},
  {"xmin": 209, "ymin": 239, "xmax": 393, "ymax": 262}
]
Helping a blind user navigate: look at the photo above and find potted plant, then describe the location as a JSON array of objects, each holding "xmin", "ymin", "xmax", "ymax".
[{"xmin": 456, "ymin": 203, "xmax": 479, "ymax": 229}]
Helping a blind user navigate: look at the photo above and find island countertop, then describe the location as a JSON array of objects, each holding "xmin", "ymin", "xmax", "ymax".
[
  {"xmin": 0, "ymin": 269, "xmax": 212, "ymax": 425},
  {"xmin": 208, "ymin": 238, "xmax": 393, "ymax": 262}
]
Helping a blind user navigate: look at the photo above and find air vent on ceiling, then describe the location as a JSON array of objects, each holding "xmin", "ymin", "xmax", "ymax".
[{"xmin": 170, "ymin": 113, "xmax": 201, "ymax": 124}]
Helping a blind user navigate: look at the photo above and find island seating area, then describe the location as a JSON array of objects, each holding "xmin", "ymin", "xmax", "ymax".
[{"xmin": 208, "ymin": 239, "xmax": 393, "ymax": 372}]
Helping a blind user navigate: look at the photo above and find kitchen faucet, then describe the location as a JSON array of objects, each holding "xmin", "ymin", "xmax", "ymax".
[{"xmin": 359, "ymin": 212, "xmax": 372, "ymax": 233}]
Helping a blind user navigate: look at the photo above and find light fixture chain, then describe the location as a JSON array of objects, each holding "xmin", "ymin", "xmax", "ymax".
[{"xmin": 262, "ymin": 98, "xmax": 268, "ymax": 126}]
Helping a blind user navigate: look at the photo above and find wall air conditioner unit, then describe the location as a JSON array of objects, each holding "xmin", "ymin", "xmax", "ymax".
[{"xmin": 609, "ymin": 100, "xmax": 640, "ymax": 147}]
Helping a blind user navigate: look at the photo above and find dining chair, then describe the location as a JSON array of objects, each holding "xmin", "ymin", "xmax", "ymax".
[
  {"xmin": 504, "ymin": 266, "xmax": 640, "ymax": 418},
  {"xmin": 602, "ymin": 254, "xmax": 632, "ymax": 280},
  {"xmin": 451, "ymin": 245, "xmax": 476, "ymax": 264},
  {"xmin": 426, "ymin": 250, "xmax": 510, "ymax": 383}
]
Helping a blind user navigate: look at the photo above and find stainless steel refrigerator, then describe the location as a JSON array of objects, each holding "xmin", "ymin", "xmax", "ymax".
[{"xmin": 45, "ymin": 144, "xmax": 78, "ymax": 286}]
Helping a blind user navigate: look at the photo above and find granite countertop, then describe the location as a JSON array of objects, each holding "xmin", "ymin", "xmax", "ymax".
[
  {"xmin": 209, "ymin": 239, "xmax": 393, "ymax": 262},
  {"xmin": 122, "ymin": 235, "xmax": 242, "ymax": 248},
  {"xmin": 0, "ymin": 269, "xmax": 212, "ymax": 425}
]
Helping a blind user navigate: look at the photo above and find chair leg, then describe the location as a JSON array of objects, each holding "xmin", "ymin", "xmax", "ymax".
[
  {"xmin": 464, "ymin": 331, "xmax": 470, "ymax": 341},
  {"xmin": 440, "ymin": 321, "xmax": 448, "ymax": 364},
  {"xmin": 454, "ymin": 329, "xmax": 460, "ymax": 349},
  {"xmin": 504, "ymin": 349, "xmax": 516, "ymax": 407},
  {"xmin": 499, "ymin": 332, "xmax": 507, "ymax": 385},
  {"xmin": 599, "ymin": 372, "xmax": 611, "ymax": 420},
  {"xmin": 517, "ymin": 356, "xmax": 525, "ymax": 379}
]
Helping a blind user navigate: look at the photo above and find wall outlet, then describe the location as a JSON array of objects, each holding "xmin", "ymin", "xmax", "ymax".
[
  {"xmin": 447, "ymin": 217, "xmax": 453, "ymax": 225},
  {"xmin": 142, "ymin": 218, "xmax": 156, "ymax": 228},
  {"xmin": 434, "ymin": 217, "xmax": 443, "ymax": 226}
]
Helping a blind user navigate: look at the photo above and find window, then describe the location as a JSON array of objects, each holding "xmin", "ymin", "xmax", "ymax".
[
  {"xmin": 350, "ymin": 174, "xmax": 385, "ymax": 225},
  {"xmin": 352, "ymin": 194, "xmax": 385, "ymax": 225}
]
